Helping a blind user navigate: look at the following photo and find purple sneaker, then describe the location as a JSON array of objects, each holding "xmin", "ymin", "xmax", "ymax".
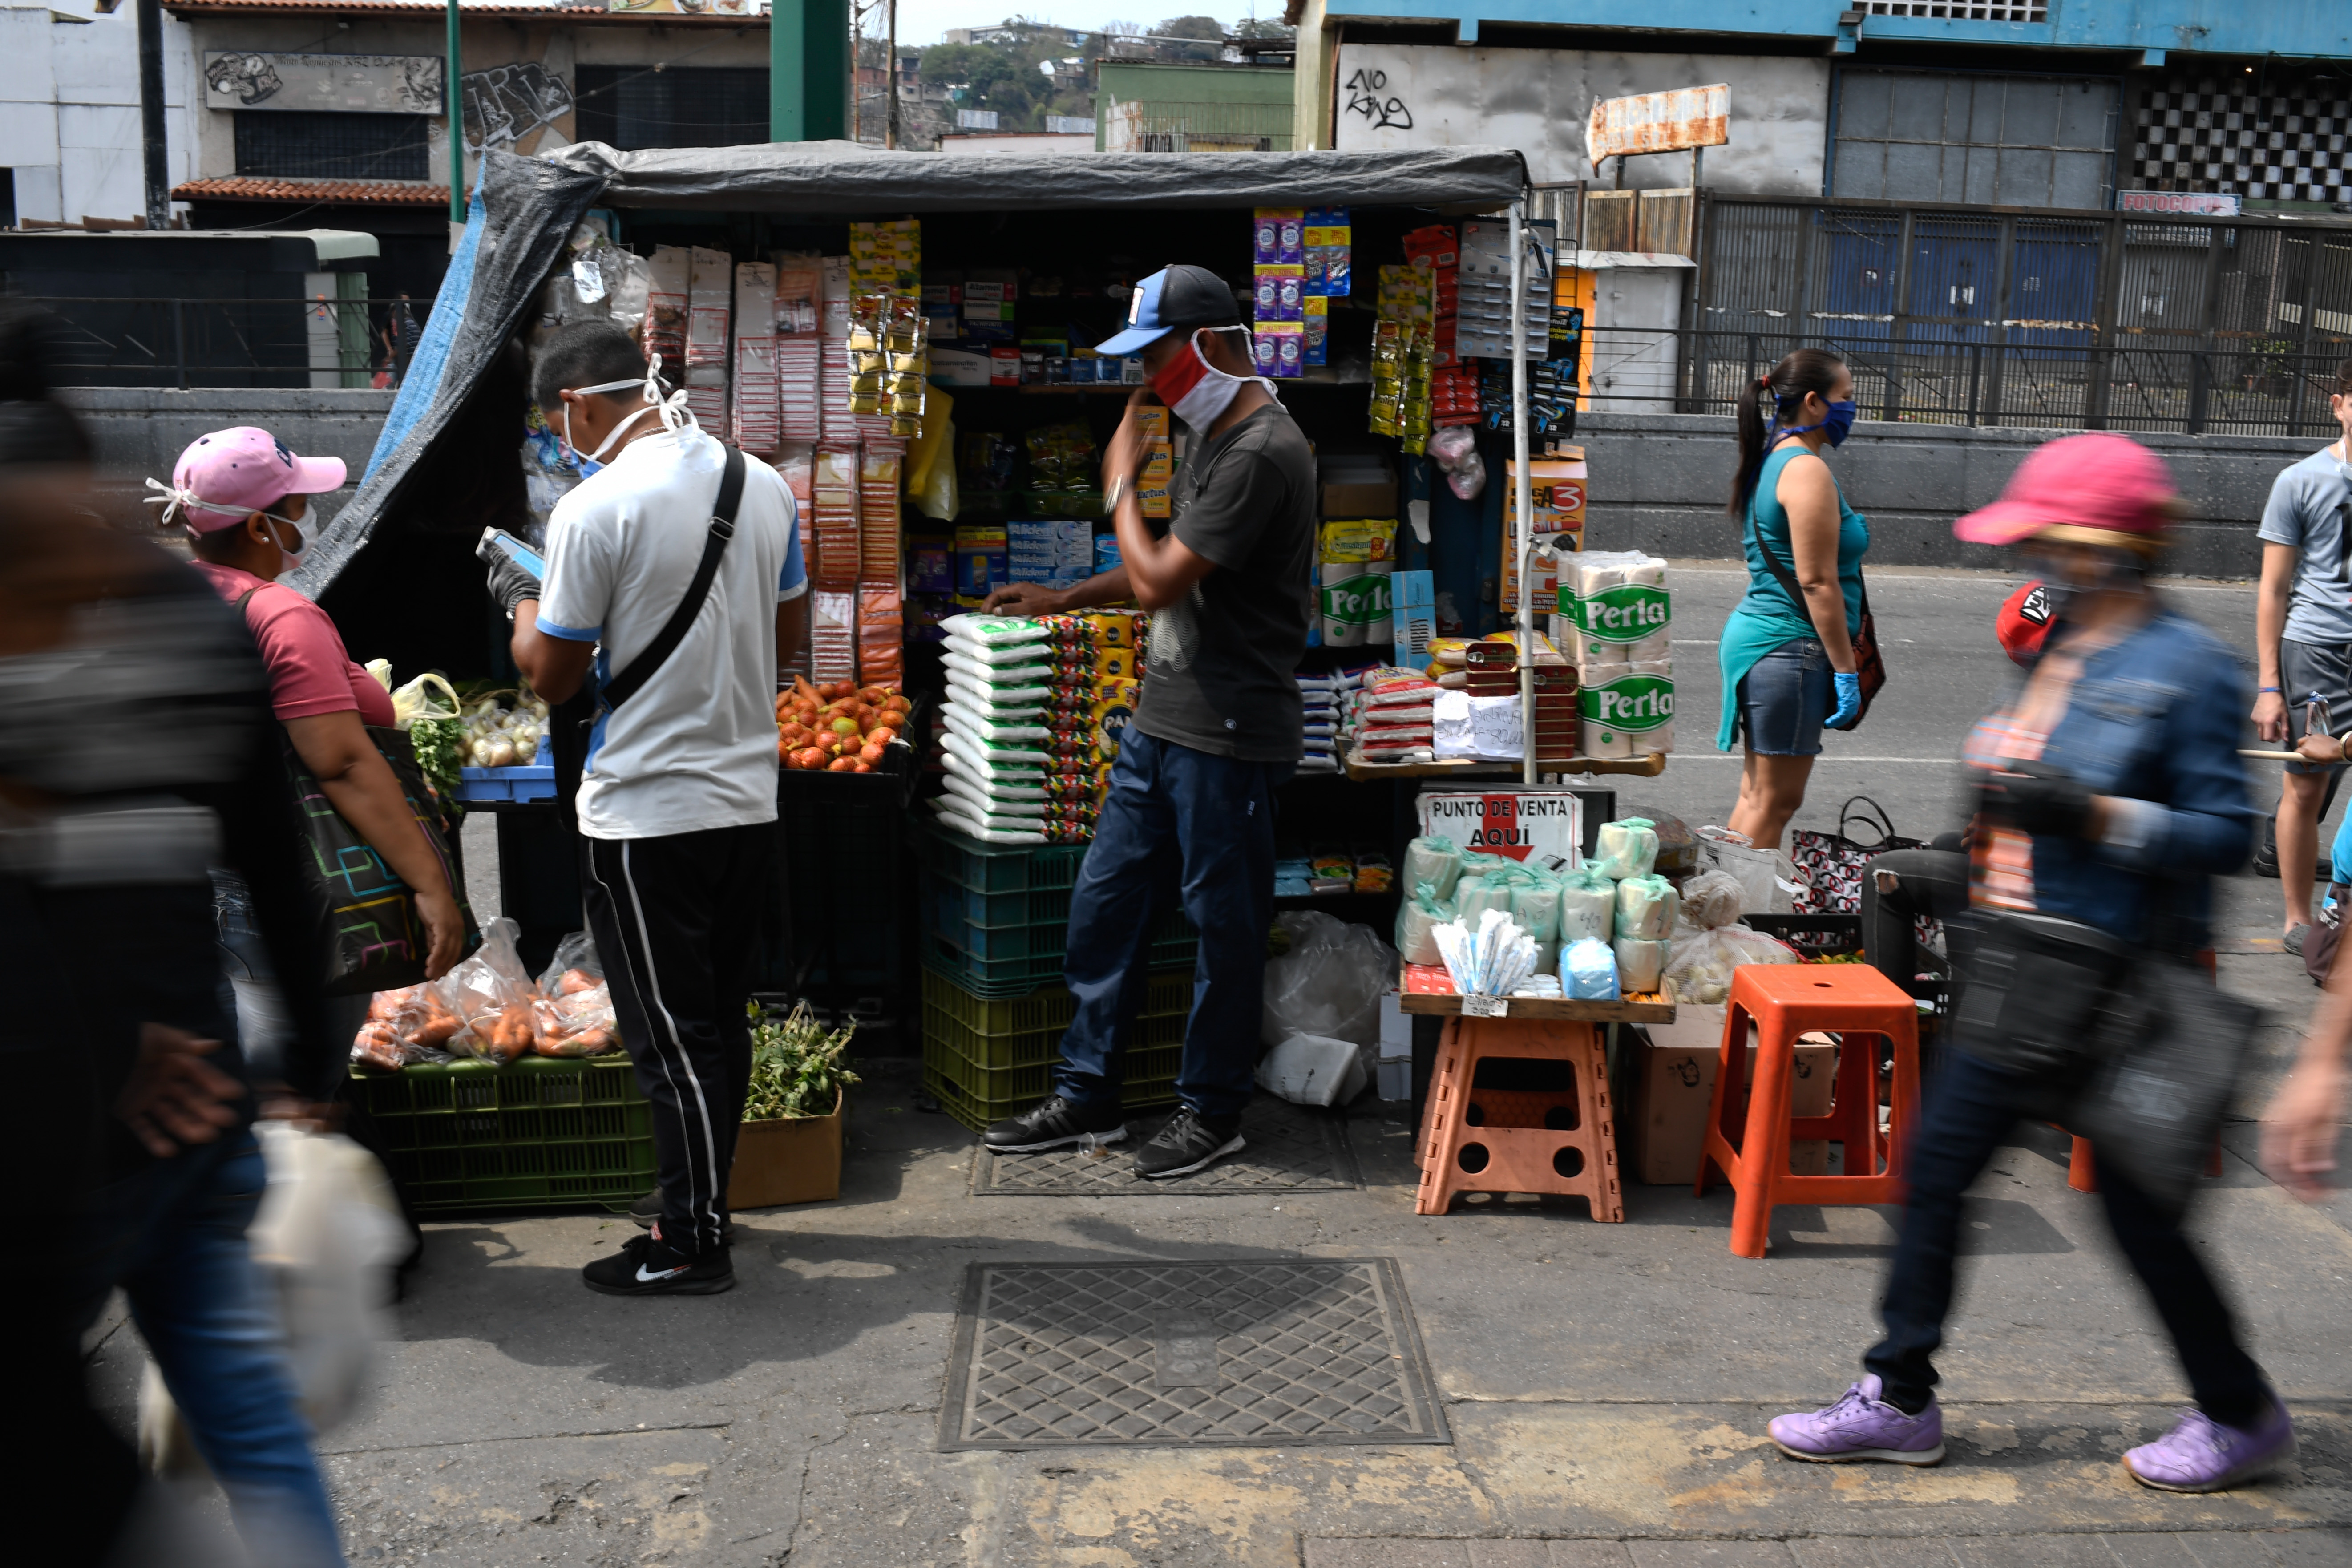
[
  {"xmin": 1767, "ymin": 1374, "xmax": 1945, "ymax": 1466},
  {"xmin": 2123, "ymin": 1399, "xmax": 2296, "ymax": 1493}
]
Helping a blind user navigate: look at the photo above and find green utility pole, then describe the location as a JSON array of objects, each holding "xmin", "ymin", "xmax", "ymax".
[
  {"xmin": 771, "ymin": 0, "xmax": 850, "ymax": 142},
  {"xmin": 446, "ymin": 0, "xmax": 465, "ymax": 222}
]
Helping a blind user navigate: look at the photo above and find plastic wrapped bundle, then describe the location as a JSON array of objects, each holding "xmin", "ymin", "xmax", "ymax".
[
  {"xmin": 1562, "ymin": 937, "xmax": 1620, "ymax": 1000},
  {"xmin": 1393, "ymin": 881, "xmax": 1453, "ymax": 967},
  {"xmin": 1402, "ymin": 835, "xmax": 1464, "ymax": 901},
  {"xmin": 1432, "ymin": 908, "xmax": 1539, "ymax": 998},
  {"xmin": 1558, "ymin": 863, "xmax": 1618, "ymax": 944},
  {"xmin": 1457, "ymin": 876, "xmax": 1515, "ymax": 923},
  {"xmin": 1593, "ymin": 816, "xmax": 1659, "ymax": 880},
  {"xmin": 1614, "ymin": 936, "xmax": 1669, "ymax": 993},
  {"xmin": 1613, "ymin": 874, "xmax": 1678, "ymax": 941},
  {"xmin": 1676, "ymin": 868, "xmax": 1747, "ymax": 932}
]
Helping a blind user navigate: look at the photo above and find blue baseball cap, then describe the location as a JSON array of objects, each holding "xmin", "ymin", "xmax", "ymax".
[{"xmin": 1095, "ymin": 264, "xmax": 1241, "ymax": 357}]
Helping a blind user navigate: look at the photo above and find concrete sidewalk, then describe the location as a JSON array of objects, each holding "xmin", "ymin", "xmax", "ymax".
[{"xmin": 85, "ymin": 909, "xmax": 2352, "ymax": 1568}]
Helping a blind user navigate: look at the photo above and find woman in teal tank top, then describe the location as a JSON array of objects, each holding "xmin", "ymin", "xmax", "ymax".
[{"xmin": 1716, "ymin": 348, "xmax": 1870, "ymax": 851}]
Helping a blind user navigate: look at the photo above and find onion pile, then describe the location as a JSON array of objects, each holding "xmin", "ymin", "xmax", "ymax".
[{"xmin": 457, "ymin": 693, "xmax": 551, "ymax": 769}]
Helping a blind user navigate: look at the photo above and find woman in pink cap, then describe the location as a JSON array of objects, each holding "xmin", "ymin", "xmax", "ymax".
[
  {"xmin": 1766, "ymin": 433, "xmax": 2291, "ymax": 1493},
  {"xmin": 152, "ymin": 427, "xmax": 465, "ymax": 1087}
]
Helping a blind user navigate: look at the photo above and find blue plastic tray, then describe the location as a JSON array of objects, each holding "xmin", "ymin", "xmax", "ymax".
[{"xmin": 457, "ymin": 763, "xmax": 556, "ymax": 804}]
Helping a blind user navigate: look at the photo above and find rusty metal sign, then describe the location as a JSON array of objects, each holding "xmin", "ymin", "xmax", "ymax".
[{"xmin": 1586, "ymin": 84, "xmax": 1729, "ymax": 169}]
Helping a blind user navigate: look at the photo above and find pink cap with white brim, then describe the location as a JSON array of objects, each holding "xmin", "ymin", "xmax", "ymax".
[{"xmin": 153, "ymin": 426, "xmax": 347, "ymax": 533}]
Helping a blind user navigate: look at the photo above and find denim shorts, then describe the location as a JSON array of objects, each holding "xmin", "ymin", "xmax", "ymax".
[
  {"xmin": 1736, "ymin": 638, "xmax": 1831, "ymax": 756},
  {"xmin": 2281, "ymin": 638, "xmax": 2352, "ymax": 776}
]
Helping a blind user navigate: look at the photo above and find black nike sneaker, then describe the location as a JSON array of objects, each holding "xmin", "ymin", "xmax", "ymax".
[
  {"xmin": 982, "ymin": 1094, "xmax": 1129, "ymax": 1152},
  {"xmin": 1132, "ymin": 1107, "xmax": 1245, "ymax": 1179},
  {"xmin": 582, "ymin": 1225, "xmax": 734, "ymax": 1297}
]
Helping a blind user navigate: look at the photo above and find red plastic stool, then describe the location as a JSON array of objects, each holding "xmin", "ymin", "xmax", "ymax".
[
  {"xmin": 1414, "ymin": 1015, "xmax": 1624, "ymax": 1220},
  {"xmin": 1696, "ymin": 964, "xmax": 1922, "ymax": 1258}
]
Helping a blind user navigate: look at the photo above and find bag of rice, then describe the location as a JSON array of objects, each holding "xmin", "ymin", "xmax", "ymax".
[
  {"xmin": 1593, "ymin": 816, "xmax": 1659, "ymax": 880},
  {"xmin": 1613, "ymin": 936, "xmax": 1669, "ymax": 993},
  {"xmin": 1392, "ymin": 881, "xmax": 1453, "ymax": 967},
  {"xmin": 1612, "ymin": 874, "xmax": 1678, "ymax": 941},
  {"xmin": 1558, "ymin": 863, "xmax": 1617, "ymax": 944}
]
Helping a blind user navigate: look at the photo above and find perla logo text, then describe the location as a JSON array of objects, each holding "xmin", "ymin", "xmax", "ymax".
[
  {"xmin": 1573, "ymin": 584, "xmax": 1670, "ymax": 639},
  {"xmin": 1580, "ymin": 675, "xmax": 1674, "ymax": 731}
]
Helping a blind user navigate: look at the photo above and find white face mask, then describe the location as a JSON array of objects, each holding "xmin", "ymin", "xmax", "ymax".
[
  {"xmin": 561, "ymin": 353, "xmax": 694, "ymax": 471},
  {"xmin": 265, "ymin": 514, "xmax": 307, "ymax": 571}
]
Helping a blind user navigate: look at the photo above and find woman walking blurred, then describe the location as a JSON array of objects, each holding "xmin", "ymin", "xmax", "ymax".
[
  {"xmin": 1716, "ymin": 348, "xmax": 1870, "ymax": 851},
  {"xmin": 1766, "ymin": 433, "xmax": 2287, "ymax": 1494}
]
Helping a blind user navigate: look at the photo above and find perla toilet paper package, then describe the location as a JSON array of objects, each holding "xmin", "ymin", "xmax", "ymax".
[
  {"xmin": 1561, "ymin": 551, "xmax": 1671, "ymax": 667},
  {"xmin": 1579, "ymin": 660, "xmax": 1675, "ymax": 759}
]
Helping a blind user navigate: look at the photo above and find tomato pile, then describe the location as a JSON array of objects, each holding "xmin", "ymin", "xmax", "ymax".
[{"xmin": 777, "ymin": 675, "xmax": 910, "ymax": 772}]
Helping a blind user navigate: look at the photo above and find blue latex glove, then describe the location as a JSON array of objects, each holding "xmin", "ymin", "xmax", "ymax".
[{"xmin": 1827, "ymin": 669, "xmax": 1863, "ymax": 729}]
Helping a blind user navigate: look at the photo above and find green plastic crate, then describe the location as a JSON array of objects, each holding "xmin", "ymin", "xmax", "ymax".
[
  {"xmin": 348, "ymin": 1055, "xmax": 655, "ymax": 1214},
  {"xmin": 923, "ymin": 1055, "xmax": 1178, "ymax": 1134},
  {"xmin": 922, "ymin": 998, "xmax": 1186, "ymax": 1073},
  {"xmin": 924, "ymin": 873, "xmax": 1196, "ymax": 962},
  {"xmin": 918, "ymin": 818, "xmax": 1091, "ymax": 897},
  {"xmin": 920, "ymin": 966, "xmax": 1193, "ymax": 1038},
  {"xmin": 921, "ymin": 928, "xmax": 1197, "ymax": 997},
  {"xmin": 925, "ymin": 1030, "xmax": 1184, "ymax": 1106}
]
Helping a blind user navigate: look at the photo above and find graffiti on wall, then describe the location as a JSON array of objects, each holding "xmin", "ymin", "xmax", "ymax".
[
  {"xmin": 202, "ymin": 52, "xmax": 444, "ymax": 114},
  {"xmin": 461, "ymin": 62, "xmax": 575, "ymax": 151}
]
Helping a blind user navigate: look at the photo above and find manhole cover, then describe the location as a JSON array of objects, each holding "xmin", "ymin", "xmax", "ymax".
[
  {"xmin": 938, "ymin": 1258, "xmax": 1449, "ymax": 1450},
  {"xmin": 970, "ymin": 1098, "xmax": 1362, "ymax": 1196}
]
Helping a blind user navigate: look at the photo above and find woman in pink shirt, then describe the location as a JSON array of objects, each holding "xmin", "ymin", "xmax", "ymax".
[{"xmin": 157, "ymin": 428, "xmax": 465, "ymax": 1081}]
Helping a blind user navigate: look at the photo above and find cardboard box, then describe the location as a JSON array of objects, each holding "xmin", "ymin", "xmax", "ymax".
[
  {"xmin": 1319, "ymin": 455, "xmax": 1396, "ymax": 519},
  {"xmin": 1628, "ymin": 1006, "xmax": 1839, "ymax": 1184}
]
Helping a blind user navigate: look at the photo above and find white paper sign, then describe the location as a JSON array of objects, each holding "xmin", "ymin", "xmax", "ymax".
[
  {"xmin": 1417, "ymin": 789, "xmax": 1586, "ymax": 867},
  {"xmin": 1461, "ymin": 994, "xmax": 1509, "ymax": 1018}
]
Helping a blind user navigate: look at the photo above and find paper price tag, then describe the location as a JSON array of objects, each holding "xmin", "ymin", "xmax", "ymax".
[{"xmin": 1460, "ymin": 994, "xmax": 1509, "ymax": 1018}]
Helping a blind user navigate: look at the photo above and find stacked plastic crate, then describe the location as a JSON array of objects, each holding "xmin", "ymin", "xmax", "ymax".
[{"xmin": 916, "ymin": 822, "xmax": 1199, "ymax": 1132}]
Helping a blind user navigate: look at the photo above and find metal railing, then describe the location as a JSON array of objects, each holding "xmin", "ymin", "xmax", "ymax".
[
  {"xmin": 6, "ymin": 294, "xmax": 414, "ymax": 391},
  {"xmin": 1685, "ymin": 197, "xmax": 2352, "ymax": 436},
  {"xmin": 1574, "ymin": 323, "xmax": 2350, "ymax": 439}
]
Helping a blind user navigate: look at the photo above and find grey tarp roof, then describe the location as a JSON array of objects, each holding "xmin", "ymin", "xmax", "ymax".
[
  {"xmin": 542, "ymin": 140, "xmax": 1528, "ymax": 215},
  {"xmin": 295, "ymin": 141, "xmax": 1528, "ymax": 594}
]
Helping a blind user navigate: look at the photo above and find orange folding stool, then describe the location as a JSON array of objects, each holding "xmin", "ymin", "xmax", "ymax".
[
  {"xmin": 1414, "ymin": 1015, "xmax": 1624, "ymax": 1220},
  {"xmin": 1695, "ymin": 964, "xmax": 1922, "ymax": 1258}
]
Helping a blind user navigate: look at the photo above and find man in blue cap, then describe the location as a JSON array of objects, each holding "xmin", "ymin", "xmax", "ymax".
[{"xmin": 981, "ymin": 263, "xmax": 1317, "ymax": 1178}]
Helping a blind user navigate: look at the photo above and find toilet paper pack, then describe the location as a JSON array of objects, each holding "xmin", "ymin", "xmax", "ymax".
[
  {"xmin": 1580, "ymin": 664, "xmax": 1676, "ymax": 759},
  {"xmin": 1562, "ymin": 551, "xmax": 1672, "ymax": 667}
]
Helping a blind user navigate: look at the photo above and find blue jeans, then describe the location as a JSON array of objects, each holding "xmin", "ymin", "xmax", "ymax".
[
  {"xmin": 213, "ymin": 871, "xmax": 292, "ymax": 1086},
  {"xmin": 1864, "ymin": 1050, "xmax": 2271, "ymax": 1428},
  {"xmin": 74, "ymin": 1134, "xmax": 346, "ymax": 1567},
  {"xmin": 1736, "ymin": 637, "xmax": 1831, "ymax": 756},
  {"xmin": 1055, "ymin": 730, "xmax": 1287, "ymax": 1121}
]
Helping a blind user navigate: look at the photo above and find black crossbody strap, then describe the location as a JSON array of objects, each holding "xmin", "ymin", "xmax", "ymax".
[{"xmin": 600, "ymin": 446, "xmax": 745, "ymax": 712}]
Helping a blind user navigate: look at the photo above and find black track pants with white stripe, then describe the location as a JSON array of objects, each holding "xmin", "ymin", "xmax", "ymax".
[{"xmin": 581, "ymin": 824, "xmax": 773, "ymax": 1256}]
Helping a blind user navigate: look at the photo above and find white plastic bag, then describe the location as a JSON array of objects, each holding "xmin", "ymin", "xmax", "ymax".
[
  {"xmin": 1256, "ymin": 1031, "xmax": 1369, "ymax": 1107},
  {"xmin": 1661, "ymin": 923, "xmax": 1802, "ymax": 1005},
  {"xmin": 1676, "ymin": 868, "xmax": 1747, "ymax": 932},
  {"xmin": 1613, "ymin": 874, "xmax": 1678, "ymax": 940},
  {"xmin": 1697, "ymin": 826, "xmax": 1802, "ymax": 915},
  {"xmin": 1594, "ymin": 817, "xmax": 1659, "ymax": 879},
  {"xmin": 140, "ymin": 1124, "xmax": 409, "ymax": 1475},
  {"xmin": 1558, "ymin": 864, "xmax": 1617, "ymax": 944},
  {"xmin": 1614, "ymin": 936, "xmax": 1670, "ymax": 992},
  {"xmin": 1261, "ymin": 911, "xmax": 1397, "ymax": 1047}
]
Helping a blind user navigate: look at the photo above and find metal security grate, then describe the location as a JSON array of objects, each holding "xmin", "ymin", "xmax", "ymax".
[
  {"xmin": 939, "ymin": 1259, "xmax": 1449, "ymax": 1449},
  {"xmin": 970, "ymin": 1098, "xmax": 1361, "ymax": 1196}
]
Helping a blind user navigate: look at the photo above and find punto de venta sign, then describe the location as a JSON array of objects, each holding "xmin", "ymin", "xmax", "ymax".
[{"xmin": 204, "ymin": 53, "xmax": 444, "ymax": 116}]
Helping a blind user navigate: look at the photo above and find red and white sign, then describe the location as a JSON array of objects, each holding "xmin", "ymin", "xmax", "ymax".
[
  {"xmin": 1416, "ymin": 790, "xmax": 1585, "ymax": 865},
  {"xmin": 2117, "ymin": 191, "xmax": 2241, "ymax": 216}
]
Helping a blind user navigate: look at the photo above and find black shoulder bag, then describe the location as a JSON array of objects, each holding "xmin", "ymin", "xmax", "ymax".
[
  {"xmin": 554, "ymin": 446, "xmax": 747, "ymax": 829},
  {"xmin": 1747, "ymin": 476, "xmax": 1886, "ymax": 731}
]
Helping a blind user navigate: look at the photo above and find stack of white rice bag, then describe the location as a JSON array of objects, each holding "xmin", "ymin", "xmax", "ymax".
[{"xmin": 929, "ymin": 614, "xmax": 1087, "ymax": 845}]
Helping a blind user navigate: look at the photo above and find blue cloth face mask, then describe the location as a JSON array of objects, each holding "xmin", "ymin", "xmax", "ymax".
[{"xmin": 1770, "ymin": 399, "xmax": 1859, "ymax": 449}]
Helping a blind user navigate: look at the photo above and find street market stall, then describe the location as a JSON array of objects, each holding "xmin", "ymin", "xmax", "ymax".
[{"xmin": 285, "ymin": 138, "xmax": 1740, "ymax": 1205}]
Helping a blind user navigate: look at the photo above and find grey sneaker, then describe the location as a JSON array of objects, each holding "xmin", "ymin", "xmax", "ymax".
[
  {"xmin": 2284, "ymin": 924, "xmax": 2309, "ymax": 957},
  {"xmin": 1133, "ymin": 1107, "xmax": 1245, "ymax": 1179}
]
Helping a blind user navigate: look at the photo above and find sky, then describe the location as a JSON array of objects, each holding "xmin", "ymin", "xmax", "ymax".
[{"xmin": 874, "ymin": 3, "xmax": 1280, "ymax": 48}]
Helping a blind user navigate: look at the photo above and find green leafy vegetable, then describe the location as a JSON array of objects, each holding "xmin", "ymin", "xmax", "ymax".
[
  {"xmin": 408, "ymin": 715, "xmax": 465, "ymax": 814},
  {"xmin": 743, "ymin": 1001, "xmax": 860, "ymax": 1122}
]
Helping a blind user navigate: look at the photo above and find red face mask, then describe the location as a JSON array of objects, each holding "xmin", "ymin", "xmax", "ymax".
[{"xmin": 1147, "ymin": 327, "xmax": 1258, "ymax": 430}]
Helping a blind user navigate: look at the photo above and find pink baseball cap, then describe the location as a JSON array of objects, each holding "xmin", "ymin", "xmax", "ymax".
[
  {"xmin": 162, "ymin": 426, "xmax": 347, "ymax": 532},
  {"xmin": 1953, "ymin": 432, "xmax": 2178, "ymax": 549}
]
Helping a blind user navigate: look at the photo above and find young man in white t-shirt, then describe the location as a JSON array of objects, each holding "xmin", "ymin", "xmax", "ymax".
[{"xmin": 486, "ymin": 323, "xmax": 805, "ymax": 1297}]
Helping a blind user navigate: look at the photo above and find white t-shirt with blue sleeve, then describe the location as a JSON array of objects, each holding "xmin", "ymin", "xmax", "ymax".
[
  {"xmin": 2257, "ymin": 444, "xmax": 2352, "ymax": 648},
  {"xmin": 536, "ymin": 423, "xmax": 803, "ymax": 841}
]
